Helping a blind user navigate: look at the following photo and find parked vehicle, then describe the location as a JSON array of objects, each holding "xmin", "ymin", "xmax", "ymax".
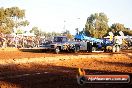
[{"xmin": 42, "ymin": 36, "xmax": 80, "ymax": 54}]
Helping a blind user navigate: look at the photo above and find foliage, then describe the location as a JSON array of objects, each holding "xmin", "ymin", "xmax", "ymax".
[
  {"xmin": 39, "ymin": 31, "xmax": 61, "ymax": 40},
  {"xmin": 30, "ymin": 27, "xmax": 40, "ymax": 36},
  {"xmin": 123, "ymin": 29, "xmax": 132, "ymax": 36},
  {"xmin": 62, "ymin": 30, "xmax": 73, "ymax": 39},
  {"xmin": 111, "ymin": 23, "xmax": 125, "ymax": 32},
  {"xmin": 30, "ymin": 27, "xmax": 62, "ymax": 37},
  {"xmin": 110, "ymin": 23, "xmax": 132, "ymax": 36},
  {"xmin": 16, "ymin": 20, "xmax": 30, "ymax": 28},
  {"xmin": 16, "ymin": 29, "xmax": 23, "ymax": 34},
  {"xmin": 0, "ymin": 7, "xmax": 29, "ymax": 34},
  {"xmin": 75, "ymin": 28, "xmax": 79, "ymax": 35},
  {"xmin": 85, "ymin": 12, "xmax": 109, "ymax": 38}
]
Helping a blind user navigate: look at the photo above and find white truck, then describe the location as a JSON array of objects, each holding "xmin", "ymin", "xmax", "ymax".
[{"xmin": 46, "ymin": 36, "xmax": 80, "ymax": 54}]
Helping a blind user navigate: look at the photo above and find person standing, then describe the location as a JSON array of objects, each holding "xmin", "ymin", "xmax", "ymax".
[{"xmin": 2, "ymin": 37, "xmax": 7, "ymax": 49}]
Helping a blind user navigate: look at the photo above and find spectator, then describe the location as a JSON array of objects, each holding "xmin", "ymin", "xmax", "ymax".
[{"xmin": 2, "ymin": 37, "xmax": 7, "ymax": 49}]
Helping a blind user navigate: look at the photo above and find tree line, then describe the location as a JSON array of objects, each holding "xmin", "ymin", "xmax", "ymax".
[
  {"xmin": 85, "ymin": 13, "xmax": 132, "ymax": 38},
  {"xmin": 30, "ymin": 27, "xmax": 73, "ymax": 39},
  {"xmin": 0, "ymin": 7, "xmax": 132, "ymax": 38}
]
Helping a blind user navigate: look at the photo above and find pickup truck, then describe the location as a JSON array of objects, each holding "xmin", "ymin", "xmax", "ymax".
[{"xmin": 48, "ymin": 36, "xmax": 80, "ymax": 54}]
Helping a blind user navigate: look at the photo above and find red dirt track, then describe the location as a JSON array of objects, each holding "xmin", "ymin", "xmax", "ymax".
[{"xmin": 0, "ymin": 48, "xmax": 132, "ymax": 88}]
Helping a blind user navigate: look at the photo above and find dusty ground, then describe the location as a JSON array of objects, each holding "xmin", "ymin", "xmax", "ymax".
[{"xmin": 0, "ymin": 48, "xmax": 132, "ymax": 88}]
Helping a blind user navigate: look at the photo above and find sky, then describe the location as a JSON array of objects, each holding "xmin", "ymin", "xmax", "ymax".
[{"xmin": 0, "ymin": 0, "xmax": 132, "ymax": 34}]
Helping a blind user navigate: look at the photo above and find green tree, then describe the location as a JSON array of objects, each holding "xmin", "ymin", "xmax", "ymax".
[
  {"xmin": 85, "ymin": 12, "xmax": 109, "ymax": 38},
  {"xmin": 51, "ymin": 32, "xmax": 61, "ymax": 36},
  {"xmin": 111, "ymin": 23, "xmax": 125, "ymax": 32},
  {"xmin": 0, "ymin": 7, "xmax": 14, "ymax": 33},
  {"xmin": 110, "ymin": 23, "xmax": 132, "ymax": 36},
  {"xmin": 17, "ymin": 20, "xmax": 30, "ymax": 27},
  {"xmin": 0, "ymin": 7, "xmax": 28, "ymax": 34},
  {"xmin": 75, "ymin": 28, "xmax": 79, "ymax": 35},
  {"xmin": 16, "ymin": 29, "xmax": 23, "ymax": 34},
  {"xmin": 62, "ymin": 30, "xmax": 70, "ymax": 35},
  {"xmin": 30, "ymin": 27, "xmax": 40, "ymax": 36},
  {"xmin": 123, "ymin": 29, "xmax": 132, "ymax": 36},
  {"xmin": 0, "ymin": 7, "xmax": 5, "ymax": 22},
  {"xmin": 62, "ymin": 30, "xmax": 73, "ymax": 39}
]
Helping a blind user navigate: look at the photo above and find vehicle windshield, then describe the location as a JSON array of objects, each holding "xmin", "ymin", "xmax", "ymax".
[{"xmin": 53, "ymin": 37, "xmax": 67, "ymax": 42}]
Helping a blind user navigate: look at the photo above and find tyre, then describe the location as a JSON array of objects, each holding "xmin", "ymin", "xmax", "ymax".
[
  {"xmin": 112, "ymin": 46, "xmax": 116, "ymax": 52},
  {"xmin": 74, "ymin": 46, "xmax": 80, "ymax": 53},
  {"xmin": 116, "ymin": 45, "xmax": 120, "ymax": 52},
  {"xmin": 92, "ymin": 47, "xmax": 96, "ymax": 51},
  {"xmin": 55, "ymin": 47, "xmax": 60, "ymax": 54},
  {"xmin": 104, "ymin": 46, "xmax": 107, "ymax": 52}
]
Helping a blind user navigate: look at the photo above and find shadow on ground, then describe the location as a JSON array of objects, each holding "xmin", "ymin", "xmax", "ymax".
[
  {"xmin": 94, "ymin": 59, "xmax": 132, "ymax": 67},
  {"xmin": 0, "ymin": 64, "xmax": 132, "ymax": 88}
]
